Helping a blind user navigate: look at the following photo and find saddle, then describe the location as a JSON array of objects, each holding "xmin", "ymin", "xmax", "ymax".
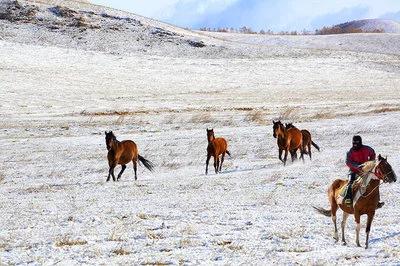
[{"xmin": 337, "ymin": 176, "xmax": 370, "ymax": 207}]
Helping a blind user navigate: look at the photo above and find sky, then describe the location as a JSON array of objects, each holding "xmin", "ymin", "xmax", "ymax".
[{"xmin": 91, "ymin": 0, "xmax": 400, "ymax": 31}]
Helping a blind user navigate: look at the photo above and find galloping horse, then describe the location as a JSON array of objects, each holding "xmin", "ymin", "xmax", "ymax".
[
  {"xmin": 285, "ymin": 123, "xmax": 320, "ymax": 160},
  {"xmin": 105, "ymin": 131, "xmax": 154, "ymax": 181},
  {"xmin": 314, "ymin": 155, "xmax": 396, "ymax": 248},
  {"xmin": 272, "ymin": 120, "xmax": 303, "ymax": 165},
  {"xmin": 205, "ymin": 129, "xmax": 231, "ymax": 175}
]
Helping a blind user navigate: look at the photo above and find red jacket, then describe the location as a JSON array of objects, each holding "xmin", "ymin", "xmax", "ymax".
[{"xmin": 346, "ymin": 145, "xmax": 376, "ymax": 174}]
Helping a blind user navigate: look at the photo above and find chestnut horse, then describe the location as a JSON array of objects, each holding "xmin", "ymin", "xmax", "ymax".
[
  {"xmin": 272, "ymin": 120, "xmax": 303, "ymax": 165},
  {"xmin": 205, "ymin": 129, "xmax": 231, "ymax": 175},
  {"xmin": 314, "ymin": 155, "xmax": 396, "ymax": 248},
  {"xmin": 285, "ymin": 123, "xmax": 320, "ymax": 160},
  {"xmin": 105, "ymin": 131, "xmax": 154, "ymax": 181}
]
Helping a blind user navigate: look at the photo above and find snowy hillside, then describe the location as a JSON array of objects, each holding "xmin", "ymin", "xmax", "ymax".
[
  {"xmin": 336, "ymin": 19, "xmax": 400, "ymax": 34},
  {"xmin": 1, "ymin": 1, "xmax": 400, "ymax": 265}
]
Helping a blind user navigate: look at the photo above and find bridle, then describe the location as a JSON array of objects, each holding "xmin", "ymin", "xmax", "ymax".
[{"xmin": 360, "ymin": 160, "xmax": 393, "ymax": 198}]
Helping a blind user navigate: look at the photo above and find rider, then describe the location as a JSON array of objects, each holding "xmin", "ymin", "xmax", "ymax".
[{"xmin": 344, "ymin": 135, "xmax": 376, "ymax": 206}]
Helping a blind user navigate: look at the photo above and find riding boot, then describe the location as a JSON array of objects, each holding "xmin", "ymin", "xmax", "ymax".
[
  {"xmin": 344, "ymin": 173, "xmax": 356, "ymax": 206},
  {"xmin": 344, "ymin": 182, "xmax": 353, "ymax": 206}
]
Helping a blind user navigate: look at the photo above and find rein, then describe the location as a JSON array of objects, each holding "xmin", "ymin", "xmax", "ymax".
[{"xmin": 359, "ymin": 161, "xmax": 387, "ymax": 198}]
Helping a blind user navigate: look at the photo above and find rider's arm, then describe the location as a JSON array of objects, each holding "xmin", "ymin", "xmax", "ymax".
[
  {"xmin": 346, "ymin": 150, "xmax": 361, "ymax": 173},
  {"xmin": 367, "ymin": 146, "xmax": 376, "ymax": 160}
]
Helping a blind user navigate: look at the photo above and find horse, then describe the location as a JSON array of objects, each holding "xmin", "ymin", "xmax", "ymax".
[
  {"xmin": 285, "ymin": 123, "xmax": 320, "ymax": 160},
  {"xmin": 105, "ymin": 131, "xmax": 154, "ymax": 181},
  {"xmin": 272, "ymin": 120, "xmax": 303, "ymax": 165},
  {"xmin": 205, "ymin": 128, "xmax": 231, "ymax": 175},
  {"xmin": 314, "ymin": 155, "xmax": 396, "ymax": 249}
]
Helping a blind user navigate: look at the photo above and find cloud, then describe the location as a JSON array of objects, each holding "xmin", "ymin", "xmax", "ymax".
[
  {"xmin": 310, "ymin": 6, "xmax": 370, "ymax": 29},
  {"xmin": 380, "ymin": 11, "xmax": 400, "ymax": 21},
  {"xmin": 91, "ymin": 0, "xmax": 400, "ymax": 31}
]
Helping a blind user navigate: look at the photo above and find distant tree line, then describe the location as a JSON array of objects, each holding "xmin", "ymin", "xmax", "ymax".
[
  {"xmin": 199, "ymin": 25, "xmax": 385, "ymax": 35},
  {"xmin": 199, "ymin": 26, "xmax": 312, "ymax": 35},
  {"xmin": 314, "ymin": 26, "xmax": 384, "ymax": 35}
]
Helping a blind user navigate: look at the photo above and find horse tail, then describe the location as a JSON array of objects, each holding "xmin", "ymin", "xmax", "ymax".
[
  {"xmin": 226, "ymin": 150, "xmax": 231, "ymax": 157},
  {"xmin": 312, "ymin": 206, "xmax": 331, "ymax": 217},
  {"xmin": 311, "ymin": 141, "xmax": 320, "ymax": 151},
  {"xmin": 138, "ymin": 155, "xmax": 155, "ymax": 172}
]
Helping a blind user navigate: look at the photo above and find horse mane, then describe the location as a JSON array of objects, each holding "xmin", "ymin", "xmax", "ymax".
[{"xmin": 361, "ymin": 160, "xmax": 376, "ymax": 173}]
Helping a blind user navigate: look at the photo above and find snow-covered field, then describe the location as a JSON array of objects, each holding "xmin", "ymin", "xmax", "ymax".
[{"xmin": 1, "ymin": 1, "xmax": 400, "ymax": 265}]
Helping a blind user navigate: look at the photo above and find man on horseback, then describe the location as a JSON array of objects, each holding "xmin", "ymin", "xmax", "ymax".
[{"xmin": 344, "ymin": 135, "xmax": 376, "ymax": 206}]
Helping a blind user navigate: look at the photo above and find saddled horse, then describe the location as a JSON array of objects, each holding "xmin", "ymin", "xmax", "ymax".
[
  {"xmin": 314, "ymin": 155, "xmax": 396, "ymax": 248},
  {"xmin": 285, "ymin": 123, "xmax": 320, "ymax": 160},
  {"xmin": 105, "ymin": 131, "xmax": 154, "ymax": 181},
  {"xmin": 206, "ymin": 128, "xmax": 231, "ymax": 175},
  {"xmin": 272, "ymin": 120, "xmax": 303, "ymax": 165}
]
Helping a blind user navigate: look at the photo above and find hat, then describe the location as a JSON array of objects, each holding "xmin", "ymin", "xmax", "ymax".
[{"xmin": 353, "ymin": 135, "xmax": 362, "ymax": 143}]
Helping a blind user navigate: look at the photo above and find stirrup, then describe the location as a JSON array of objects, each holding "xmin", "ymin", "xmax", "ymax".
[{"xmin": 344, "ymin": 199, "xmax": 352, "ymax": 206}]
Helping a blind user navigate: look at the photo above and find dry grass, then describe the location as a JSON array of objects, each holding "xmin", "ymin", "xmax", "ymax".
[
  {"xmin": 116, "ymin": 115, "xmax": 125, "ymax": 125},
  {"xmin": 141, "ymin": 261, "xmax": 172, "ymax": 266},
  {"xmin": 55, "ymin": 236, "xmax": 87, "ymax": 247},
  {"xmin": 146, "ymin": 231, "xmax": 165, "ymax": 240},
  {"xmin": 162, "ymin": 161, "xmax": 180, "ymax": 170},
  {"xmin": 215, "ymin": 240, "xmax": 243, "ymax": 251},
  {"xmin": 311, "ymin": 112, "xmax": 334, "ymax": 120},
  {"xmin": 137, "ymin": 213, "xmax": 158, "ymax": 220},
  {"xmin": 0, "ymin": 173, "xmax": 4, "ymax": 184},
  {"xmin": 107, "ymin": 226, "xmax": 124, "ymax": 242},
  {"xmin": 279, "ymin": 106, "xmax": 296, "ymax": 120},
  {"xmin": 112, "ymin": 247, "xmax": 131, "ymax": 256},
  {"xmin": 180, "ymin": 225, "xmax": 197, "ymax": 236},
  {"xmin": 245, "ymin": 110, "xmax": 266, "ymax": 125},
  {"xmin": 189, "ymin": 112, "xmax": 213, "ymax": 123},
  {"xmin": 80, "ymin": 110, "xmax": 149, "ymax": 116}
]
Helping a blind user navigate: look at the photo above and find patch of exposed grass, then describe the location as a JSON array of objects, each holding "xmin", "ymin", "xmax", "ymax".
[
  {"xmin": 55, "ymin": 236, "xmax": 87, "ymax": 247},
  {"xmin": 146, "ymin": 231, "xmax": 165, "ymax": 240},
  {"xmin": 137, "ymin": 213, "xmax": 158, "ymax": 220},
  {"xmin": 245, "ymin": 110, "xmax": 266, "ymax": 125},
  {"xmin": 279, "ymin": 106, "xmax": 296, "ymax": 120},
  {"xmin": 189, "ymin": 112, "xmax": 213, "ymax": 123},
  {"xmin": 112, "ymin": 247, "xmax": 131, "ymax": 255}
]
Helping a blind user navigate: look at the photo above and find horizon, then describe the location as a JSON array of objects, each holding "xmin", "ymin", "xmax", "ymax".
[{"xmin": 91, "ymin": 0, "xmax": 400, "ymax": 31}]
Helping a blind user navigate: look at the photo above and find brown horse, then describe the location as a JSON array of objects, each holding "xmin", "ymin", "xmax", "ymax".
[
  {"xmin": 272, "ymin": 120, "xmax": 303, "ymax": 165},
  {"xmin": 285, "ymin": 123, "xmax": 320, "ymax": 160},
  {"xmin": 105, "ymin": 131, "xmax": 154, "ymax": 181},
  {"xmin": 206, "ymin": 129, "xmax": 231, "ymax": 175},
  {"xmin": 314, "ymin": 155, "xmax": 396, "ymax": 248}
]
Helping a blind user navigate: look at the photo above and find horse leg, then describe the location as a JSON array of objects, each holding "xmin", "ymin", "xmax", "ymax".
[
  {"xmin": 213, "ymin": 156, "xmax": 218, "ymax": 174},
  {"xmin": 219, "ymin": 152, "xmax": 225, "ymax": 172},
  {"xmin": 355, "ymin": 211, "xmax": 361, "ymax": 247},
  {"xmin": 290, "ymin": 150, "xmax": 296, "ymax": 162},
  {"xmin": 308, "ymin": 143, "xmax": 312, "ymax": 160},
  {"xmin": 109, "ymin": 167, "xmax": 116, "ymax": 182},
  {"xmin": 133, "ymin": 160, "xmax": 138, "ymax": 180},
  {"xmin": 278, "ymin": 148, "xmax": 283, "ymax": 162},
  {"xmin": 283, "ymin": 149, "xmax": 289, "ymax": 166},
  {"xmin": 205, "ymin": 154, "xmax": 211, "ymax": 175},
  {"xmin": 329, "ymin": 194, "xmax": 339, "ymax": 241},
  {"xmin": 365, "ymin": 211, "xmax": 375, "ymax": 249},
  {"xmin": 117, "ymin": 164, "xmax": 126, "ymax": 181},
  {"xmin": 341, "ymin": 212, "xmax": 349, "ymax": 245}
]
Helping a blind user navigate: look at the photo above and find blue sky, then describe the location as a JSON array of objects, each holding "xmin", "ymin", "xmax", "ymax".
[{"xmin": 92, "ymin": 0, "xmax": 400, "ymax": 31}]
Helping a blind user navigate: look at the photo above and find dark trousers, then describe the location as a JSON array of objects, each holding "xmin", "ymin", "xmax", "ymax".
[{"xmin": 345, "ymin": 172, "xmax": 357, "ymax": 201}]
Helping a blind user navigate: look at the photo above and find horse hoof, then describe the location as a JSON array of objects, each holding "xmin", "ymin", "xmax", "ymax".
[{"xmin": 342, "ymin": 242, "xmax": 347, "ymax": 246}]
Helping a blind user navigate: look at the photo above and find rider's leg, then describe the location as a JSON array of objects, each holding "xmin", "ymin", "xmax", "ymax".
[{"xmin": 344, "ymin": 172, "xmax": 356, "ymax": 205}]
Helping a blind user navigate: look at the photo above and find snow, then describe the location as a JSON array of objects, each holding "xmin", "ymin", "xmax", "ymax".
[{"xmin": 1, "ymin": 0, "xmax": 400, "ymax": 265}]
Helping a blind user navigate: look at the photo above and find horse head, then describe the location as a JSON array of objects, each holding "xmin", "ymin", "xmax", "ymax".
[
  {"xmin": 285, "ymin": 123, "xmax": 295, "ymax": 130},
  {"xmin": 375, "ymin": 154, "xmax": 397, "ymax": 183},
  {"xmin": 272, "ymin": 120, "xmax": 284, "ymax": 138},
  {"xmin": 105, "ymin": 131, "xmax": 117, "ymax": 151},
  {"xmin": 206, "ymin": 128, "xmax": 215, "ymax": 142}
]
